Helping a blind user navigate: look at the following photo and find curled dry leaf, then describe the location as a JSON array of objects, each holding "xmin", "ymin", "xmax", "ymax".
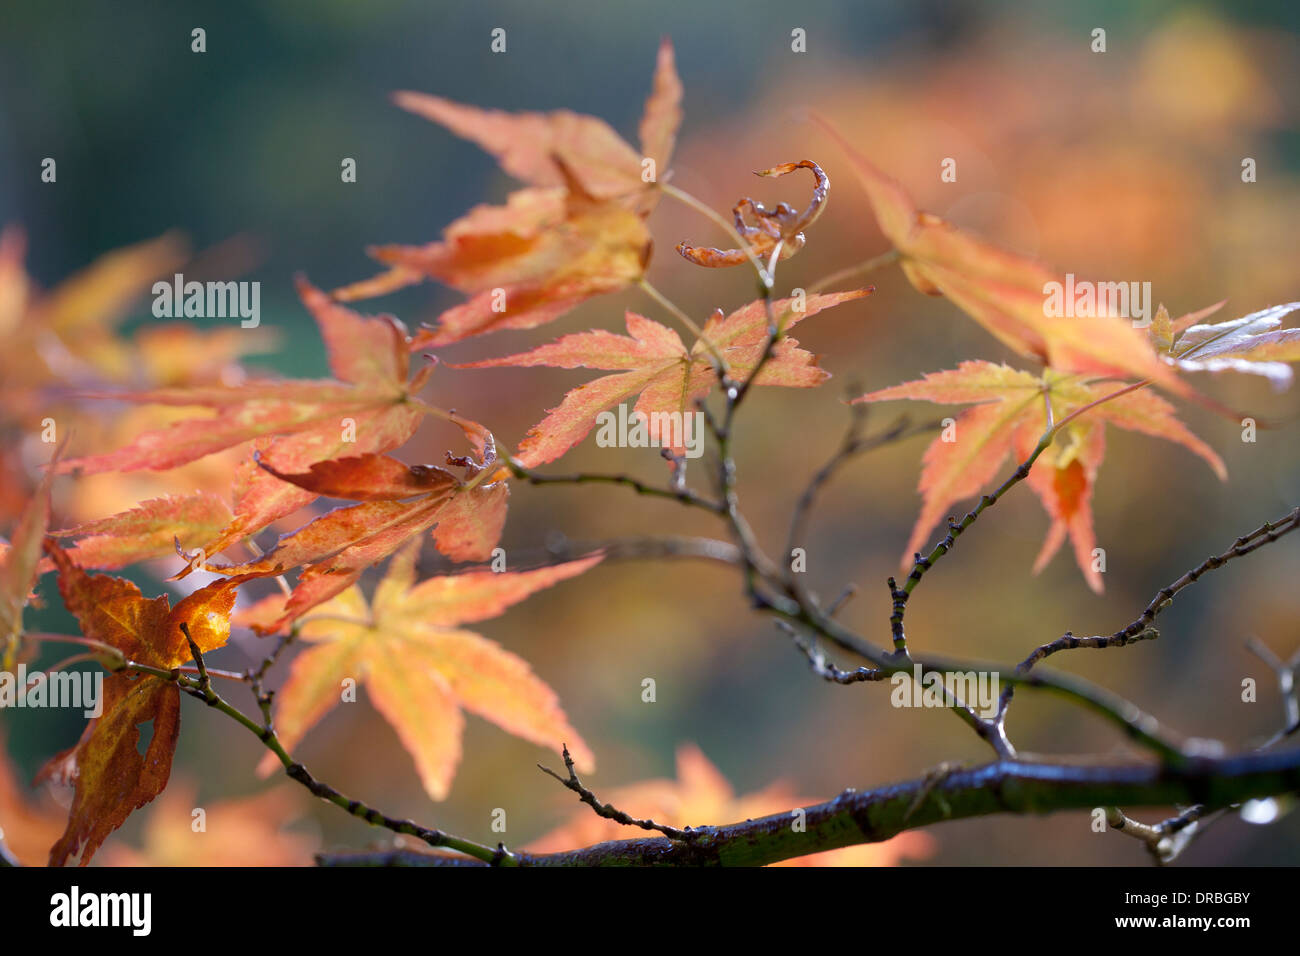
[{"xmin": 676, "ymin": 160, "xmax": 829, "ymax": 268}]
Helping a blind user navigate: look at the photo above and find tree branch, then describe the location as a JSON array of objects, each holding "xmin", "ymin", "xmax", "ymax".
[{"xmin": 316, "ymin": 748, "xmax": 1300, "ymax": 866}]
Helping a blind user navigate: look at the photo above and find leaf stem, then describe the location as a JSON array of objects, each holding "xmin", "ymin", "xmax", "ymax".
[
  {"xmin": 659, "ymin": 181, "xmax": 769, "ymax": 281},
  {"xmin": 637, "ymin": 277, "xmax": 728, "ymax": 373},
  {"xmin": 808, "ymin": 248, "xmax": 900, "ymax": 293}
]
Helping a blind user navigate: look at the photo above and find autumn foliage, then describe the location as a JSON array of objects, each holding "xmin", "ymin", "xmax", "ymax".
[{"xmin": 3, "ymin": 33, "xmax": 1300, "ymax": 869}]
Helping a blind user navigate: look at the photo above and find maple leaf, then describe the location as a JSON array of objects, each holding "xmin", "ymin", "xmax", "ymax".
[
  {"xmin": 1, "ymin": 442, "xmax": 63, "ymax": 669},
  {"xmin": 53, "ymin": 435, "xmax": 320, "ymax": 572},
  {"xmin": 11, "ymin": 228, "xmax": 189, "ymax": 382},
  {"xmin": 0, "ymin": 227, "xmax": 270, "ymax": 404},
  {"xmin": 204, "ymin": 422, "xmax": 510, "ymax": 633},
  {"xmin": 0, "ymin": 230, "xmax": 267, "ymax": 525},
  {"xmin": 393, "ymin": 37, "xmax": 680, "ymax": 206},
  {"xmin": 379, "ymin": 188, "xmax": 652, "ymax": 346},
  {"xmin": 196, "ymin": 440, "xmax": 319, "ymax": 561},
  {"xmin": 59, "ymin": 278, "xmax": 434, "ymax": 476},
  {"xmin": 455, "ymin": 290, "xmax": 872, "ymax": 466},
  {"xmin": 39, "ymin": 542, "xmax": 250, "ymax": 865},
  {"xmin": 1147, "ymin": 300, "xmax": 1227, "ymax": 355},
  {"xmin": 98, "ymin": 781, "xmax": 317, "ymax": 867},
  {"xmin": 1153, "ymin": 301, "xmax": 1300, "ymax": 388},
  {"xmin": 638, "ymin": 37, "xmax": 684, "ymax": 192},
  {"xmin": 855, "ymin": 361, "xmax": 1225, "ymax": 592},
  {"xmin": 525, "ymin": 744, "xmax": 935, "ymax": 867},
  {"xmin": 53, "ymin": 492, "xmax": 233, "ymax": 570},
  {"xmin": 332, "ymin": 40, "xmax": 683, "ymax": 343},
  {"xmin": 130, "ymin": 322, "xmax": 278, "ymax": 388},
  {"xmin": 0, "ymin": 473, "xmax": 51, "ymax": 654},
  {"xmin": 814, "ymin": 118, "xmax": 1197, "ymax": 398},
  {"xmin": 246, "ymin": 540, "xmax": 602, "ymax": 801}
]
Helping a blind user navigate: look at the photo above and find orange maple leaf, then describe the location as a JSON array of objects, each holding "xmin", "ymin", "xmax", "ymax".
[
  {"xmin": 1, "ymin": 454, "xmax": 56, "ymax": 663},
  {"xmin": 394, "ymin": 37, "xmax": 680, "ymax": 208},
  {"xmin": 53, "ymin": 491, "xmax": 233, "ymax": 571},
  {"xmin": 526, "ymin": 744, "xmax": 935, "ymax": 867},
  {"xmin": 39, "ymin": 542, "xmax": 249, "ymax": 865},
  {"xmin": 386, "ymin": 189, "xmax": 652, "ymax": 346},
  {"xmin": 0, "ymin": 228, "xmax": 270, "ymax": 525},
  {"xmin": 206, "ymin": 422, "xmax": 509, "ymax": 633},
  {"xmin": 0, "ymin": 227, "xmax": 188, "ymax": 385},
  {"xmin": 196, "ymin": 438, "xmax": 320, "ymax": 561},
  {"xmin": 52, "ymin": 433, "xmax": 321, "ymax": 572},
  {"xmin": 244, "ymin": 540, "xmax": 602, "ymax": 802},
  {"xmin": 455, "ymin": 290, "xmax": 872, "ymax": 466},
  {"xmin": 0, "ymin": 226, "xmax": 272, "ymax": 395},
  {"xmin": 334, "ymin": 40, "xmax": 683, "ymax": 344},
  {"xmin": 815, "ymin": 118, "xmax": 1199, "ymax": 399},
  {"xmin": 855, "ymin": 361, "xmax": 1225, "ymax": 592},
  {"xmin": 98, "ymin": 780, "xmax": 318, "ymax": 867},
  {"xmin": 1, "ymin": 441, "xmax": 65, "ymax": 670},
  {"xmin": 59, "ymin": 278, "xmax": 434, "ymax": 477}
]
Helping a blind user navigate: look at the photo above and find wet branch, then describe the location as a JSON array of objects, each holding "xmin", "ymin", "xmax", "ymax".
[{"xmin": 317, "ymin": 748, "xmax": 1300, "ymax": 866}]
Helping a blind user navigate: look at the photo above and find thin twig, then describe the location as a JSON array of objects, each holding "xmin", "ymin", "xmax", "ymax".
[
  {"xmin": 1110, "ymin": 506, "xmax": 1300, "ymax": 644},
  {"xmin": 508, "ymin": 457, "xmax": 727, "ymax": 514},
  {"xmin": 539, "ymin": 745, "xmax": 699, "ymax": 841},
  {"xmin": 1249, "ymin": 637, "xmax": 1300, "ymax": 750},
  {"xmin": 807, "ymin": 248, "xmax": 900, "ymax": 294},
  {"xmin": 119, "ymin": 638, "xmax": 503, "ymax": 865},
  {"xmin": 775, "ymin": 620, "xmax": 884, "ymax": 684}
]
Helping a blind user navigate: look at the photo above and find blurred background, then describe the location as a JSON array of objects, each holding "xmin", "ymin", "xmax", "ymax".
[{"xmin": 2, "ymin": 0, "xmax": 1299, "ymax": 865}]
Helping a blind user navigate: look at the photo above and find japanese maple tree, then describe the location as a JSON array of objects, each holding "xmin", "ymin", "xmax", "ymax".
[{"xmin": 3, "ymin": 36, "xmax": 1300, "ymax": 871}]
